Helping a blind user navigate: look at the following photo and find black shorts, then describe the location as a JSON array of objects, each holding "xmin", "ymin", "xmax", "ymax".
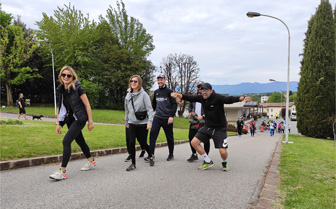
[
  {"xmin": 195, "ymin": 125, "xmax": 228, "ymax": 149},
  {"xmin": 19, "ymin": 108, "xmax": 26, "ymax": 114}
]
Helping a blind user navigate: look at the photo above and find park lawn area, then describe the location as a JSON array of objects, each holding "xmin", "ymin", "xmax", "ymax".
[
  {"xmin": 1, "ymin": 106, "xmax": 189, "ymax": 129},
  {"xmin": 0, "ymin": 120, "xmax": 236, "ymax": 161},
  {"xmin": 277, "ymin": 135, "xmax": 335, "ymax": 209}
]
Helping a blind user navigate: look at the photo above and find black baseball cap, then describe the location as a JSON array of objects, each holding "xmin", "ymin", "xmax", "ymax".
[
  {"xmin": 201, "ymin": 82, "xmax": 212, "ymax": 90},
  {"xmin": 197, "ymin": 81, "xmax": 204, "ymax": 88},
  {"xmin": 157, "ymin": 74, "xmax": 166, "ymax": 79}
]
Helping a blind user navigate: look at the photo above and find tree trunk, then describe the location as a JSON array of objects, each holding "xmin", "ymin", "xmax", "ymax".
[{"xmin": 5, "ymin": 81, "xmax": 14, "ymax": 107}]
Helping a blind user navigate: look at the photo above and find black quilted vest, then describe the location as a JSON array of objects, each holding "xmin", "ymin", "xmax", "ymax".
[{"xmin": 56, "ymin": 80, "xmax": 88, "ymax": 124}]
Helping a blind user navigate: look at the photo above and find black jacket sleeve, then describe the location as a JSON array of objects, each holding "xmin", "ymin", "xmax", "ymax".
[
  {"xmin": 169, "ymin": 89, "xmax": 177, "ymax": 117},
  {"xmin": 152, "ymin": 90, "xmax": 157, "ymax": 111},
  {"xmin": 218, "ymin": 95, "xmax": 241, "ymax": 104},
  {"xmin": 182, "ymin": 94, "xmax": 203, "ymax": 103}
]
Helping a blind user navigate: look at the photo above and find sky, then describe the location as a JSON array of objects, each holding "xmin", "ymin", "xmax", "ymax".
[{"xmin": 2, "ymin": 0, "xmax": 335, "ymax": 85}]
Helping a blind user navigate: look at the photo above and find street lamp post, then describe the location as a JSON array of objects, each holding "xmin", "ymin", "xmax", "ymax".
[
  {"xmin": 39, "ymin": 39, "xmax": 57, "ymax": 115},
  {"xmin": 247, "ymin": 12, "xmax": 292, "ymax": 143},
  {"xmin": 50, "ymin": 45, "xmax": 57, "ymax": 116}
]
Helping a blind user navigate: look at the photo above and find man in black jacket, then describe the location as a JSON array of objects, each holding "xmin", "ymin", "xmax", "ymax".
[
  {"xmin": 172, "ymin": 83, "xmax": 251, "ymax": 171},
  {"xmin": 148, "ymin": 74, "xmax": 177, "ymax": 162}
]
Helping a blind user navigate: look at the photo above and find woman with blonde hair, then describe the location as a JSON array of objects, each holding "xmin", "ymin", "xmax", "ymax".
[
  {"xmin": 124, "ymin": 75, "xmax": 154, "ymax": 171},
  {"xmin": 49, "ymin": 65, "xmax": 96, "ymax": 180}
]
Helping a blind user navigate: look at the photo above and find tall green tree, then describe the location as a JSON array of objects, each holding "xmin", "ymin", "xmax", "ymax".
[
  {"xmin": 0, "ymin": 10, "xmax": 39, "ymax": 106},
  {"xmin": 98, "ymin": 0, "xmax": 155, "ymax": 109},
  {"xmin": 297, "ymin": 0, "xmax": 335, "ymax": 139},
  {"xmin": 36, "ymin": 3, "xmax": 101, "ymax": 106}
]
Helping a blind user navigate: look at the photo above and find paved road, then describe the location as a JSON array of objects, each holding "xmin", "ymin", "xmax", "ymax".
[{"xmin": 0, "ymin": 130, "xmax": 280, "ymax": 209}]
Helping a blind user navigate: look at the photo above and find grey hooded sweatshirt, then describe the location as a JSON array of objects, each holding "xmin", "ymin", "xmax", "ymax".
[{"xmin": 125, "ymin": 88, "xmax": 154, "ymax": 125}]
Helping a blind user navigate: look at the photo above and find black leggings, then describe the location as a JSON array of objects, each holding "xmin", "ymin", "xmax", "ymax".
[
  {"xmin": 125, "ymin": 127, "xmax": 145, "ymax": 154},
  {"xmin": 129, "ymin": 124, "xmax": 152, "ymax": 165},
  {"xmin": 61, "ymin": 119, "xmax": 91, "ymax": 167},
  {"xmin": 189, "ymin": 126, "xmax": 210, "ymax": 155}
]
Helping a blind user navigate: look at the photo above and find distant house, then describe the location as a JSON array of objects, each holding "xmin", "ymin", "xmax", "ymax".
[
  {"xmin": 261, "ymin": 96, "xmax": 269, "ymax": 103},
  {"xmin": 260, "ymin": 102, "xmax": 295, "ymax": 118},
  {"xmin": 224, "ymin": 102, "xmax": 250, "ymax": 126}
]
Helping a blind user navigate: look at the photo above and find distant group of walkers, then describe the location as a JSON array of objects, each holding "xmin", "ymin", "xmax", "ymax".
[{"xmin": 49, "ymin": 65, "xmax": 251, "ymax": 181}]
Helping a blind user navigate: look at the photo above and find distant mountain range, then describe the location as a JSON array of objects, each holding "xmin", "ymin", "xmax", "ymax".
[{"xmin": 212, "ymin": 81, "xmax": 298, "ymax": 95}]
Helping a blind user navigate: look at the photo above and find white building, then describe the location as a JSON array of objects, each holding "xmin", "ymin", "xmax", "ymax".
[{"xmin": 261, "ymin": 96, "xmax": 269, "ymax": 103}]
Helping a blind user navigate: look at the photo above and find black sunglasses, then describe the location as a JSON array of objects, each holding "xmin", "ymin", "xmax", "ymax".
[
  {"xmin": 130, "ymin": 80, "xmax": 138, "ymax": 83},
  {"xmin": 61, "ymin": 73, "xmax": 72, "ymax": 78}
]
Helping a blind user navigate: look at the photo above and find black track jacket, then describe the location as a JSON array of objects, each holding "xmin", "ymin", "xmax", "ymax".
[
  {"xmin": 182, "ymin": 92, "xmax": 240, "ymax": 128},
  {"xmin": 152, "ymin": 85, "xmax": 177, "ymax": 119}
]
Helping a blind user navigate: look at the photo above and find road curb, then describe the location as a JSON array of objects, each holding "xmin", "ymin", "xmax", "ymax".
[
  {"xmin": 254, "ymin": 135, "xmax": 282, "ymax": 209},
  {"xmin": 0, "ymin": 140, "xmax": 189, "ymax": 171}
]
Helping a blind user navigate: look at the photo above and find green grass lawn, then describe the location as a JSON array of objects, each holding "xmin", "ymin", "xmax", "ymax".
[
  {"xmin": 1, "ymin": 106, "xmax": 189, "ymax": 129},
  {"xmin": 278, "ymin": 135, "xmax": 336, "ymax": 209},
  {"xmin": 0, "ymin": 120, "xmax": 237, "ymax": 161}
]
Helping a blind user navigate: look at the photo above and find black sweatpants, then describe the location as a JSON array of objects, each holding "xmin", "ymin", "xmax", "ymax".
[
  {"xmin": 149, "ymin": 116, "xmax": 174, "ymax": 155},
  {"xmin": 61, "ymin": 118, "xmax": 91, "ymax": 167},
  {"xmin": 128, "ymin": 124, "xmax": 152, "ymax": 165},
  {"xmin": 237, "ymin": 127, "xmax": 242, "ymax": 135},
  {"xmin": 189, "ymin": 126, "xmax": 210, "ymax": 155},
  {"xmin": 125, "ymin": 126, "xmax": 145, "ymax": 155}
]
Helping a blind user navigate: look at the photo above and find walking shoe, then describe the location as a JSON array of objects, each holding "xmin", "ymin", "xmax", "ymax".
[
  {"xmin": 167, "ymin": 154, "xmax": 174, "ymax": 161},
  {"xmin": 80, "ymin": 160, "xmax": 97, "ymax": 171},
  {"xmin": 144, "ymin": 156, "xmax": 150, "ymax": 162},
  {"xmin": 187, "ymin": 154, "xmax": 198, "ymax": 162},
  {"xmin": 25, "ymin": 118, "xmax": 29, "ymax": 120},
  {"xmin": 222, "ymin": 161, "xmax": 229, "ymax": 171},
  {"xmin": 139, "ymin": 150, "xmax": 146, "ymax": 158},
  {"xmin": 149, "ymin": 156, "xmax": 155, "ymax": 166},
  {"xmin": 49, "ymin": 169, "xmax": 67, "ymax": 180},
  {"xmin": 125, "ymin": 155, "xmax": 131, "ymax": 162},
  {"xmin": 126, "ymin": 164, "xmax": 136, "ymax": 171},
  {"xmin": 198, "ymin": 161, "xmax": 214, "ymax": 170}
]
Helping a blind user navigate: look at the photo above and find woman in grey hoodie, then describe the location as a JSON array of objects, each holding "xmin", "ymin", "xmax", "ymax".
[{"xmin": 125, "ymin": 75, "xmax": 154, "ymax": 171}]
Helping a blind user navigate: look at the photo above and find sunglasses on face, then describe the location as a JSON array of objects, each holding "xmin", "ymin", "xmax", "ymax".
[
  {"xmin": 200, "ymin": 89, "xmax": 210, "ymax": 92},
  {"xmin": 130, "ymin": 80, "xmax": 138, "ymax": 83},
  {"xmin": 61, "ymin": 73, "xmax": 72, "ymax": 78}
]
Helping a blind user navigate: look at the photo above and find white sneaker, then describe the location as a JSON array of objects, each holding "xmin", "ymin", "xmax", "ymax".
[
  {"xmin": 80, "ymin": 160, "xmax": 97, "ymax": 171},
  {"xmin": 49, "ymin": 169, "xmax": 67, "ymax": 180}
]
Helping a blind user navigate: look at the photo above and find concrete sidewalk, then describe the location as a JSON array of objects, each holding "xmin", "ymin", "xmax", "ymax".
[{"xmin": 0, "ymin": 130, "xmax": 281, "ymax": 209}]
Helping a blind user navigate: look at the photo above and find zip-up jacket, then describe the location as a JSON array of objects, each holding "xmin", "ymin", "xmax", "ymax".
[
  {"xmin": 56, "ymin": 80, "xmax": 88, "ymax": 125},
  {"xmin": 125, "ymin": 88, "xmax": 154, "ymax": 125},
  {"xmin": 152, "ymin": 85, "xmax": 177, "ymax": 119},
  {"xmin": 182, "ymin": 92, "xmax": 240, "ymax": 128}
]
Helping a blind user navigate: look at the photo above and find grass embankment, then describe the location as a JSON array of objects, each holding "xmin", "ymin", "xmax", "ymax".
[
  {"xmin": 1, "ymin": 108, "xmax": 237, "ymax": 160},
  {"xmin": 1, "ymin": 106, "xmax": 189, "ymax": 129},
  {"xmin": 278, "ymin": 135, "xmax": 335, "ymax": 208},
  {"xmin": 0, "ymin": 120, "xmax": 192, "ymax": 161}
]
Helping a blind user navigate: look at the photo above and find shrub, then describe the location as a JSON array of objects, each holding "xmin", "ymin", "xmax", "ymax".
[
  {"xmin": 227, "ymin": 124, "xmax": 237, "ymax": 132},
  {"xmin": 227, "ymin": 124, "xmax": 248, "ymax": 134},
  {"xmin": 0, "ymin": 119, "xmax": 24, "ymax": 125}
]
